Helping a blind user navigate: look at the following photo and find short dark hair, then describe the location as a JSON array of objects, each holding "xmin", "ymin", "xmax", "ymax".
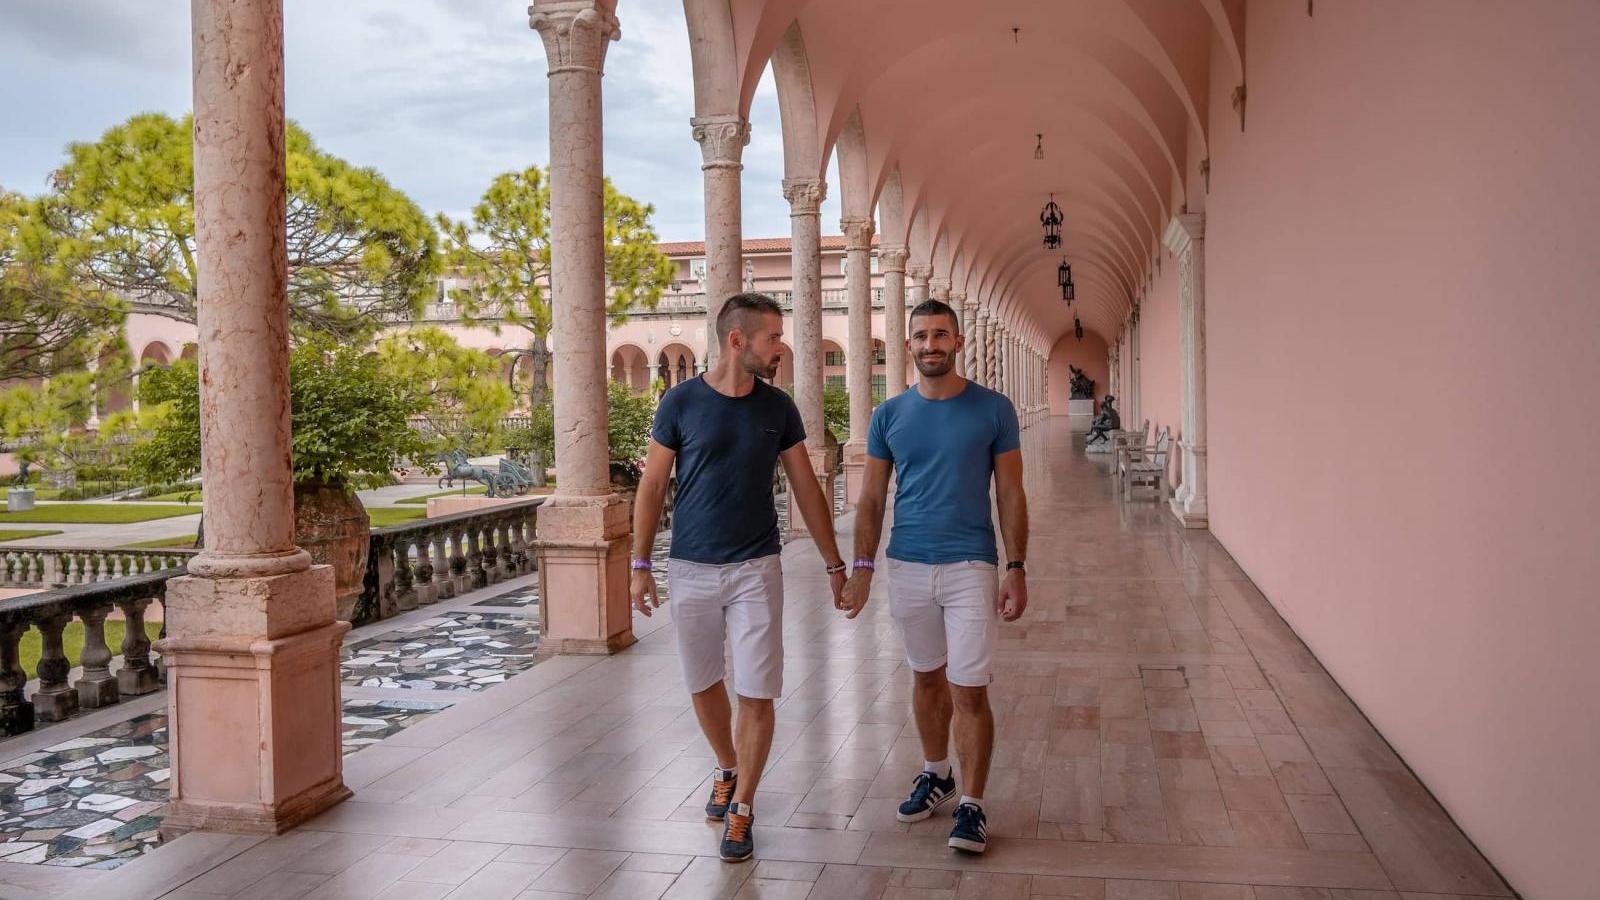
[
  {"xmin": 908, "ymin": 299, "xmax": 960, "ymax": 335},
  {"xmin": 716, "ymin": 292, "xmax": 783, "ymax": 345}
]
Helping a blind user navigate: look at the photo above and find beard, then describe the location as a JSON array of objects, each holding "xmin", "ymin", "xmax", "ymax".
[
  {"xmin": 741, "ymin": 348, "xmax": 780, "ymax": 379},
  {"xmin": 914, "ymin": 350, "xmax": 955, "ymax": 377}
]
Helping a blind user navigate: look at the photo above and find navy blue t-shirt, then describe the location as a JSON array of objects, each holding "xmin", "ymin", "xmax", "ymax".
[
  {"xmin": 867, "ymin": 380, "xmax": 1020, "ymax": 565},
  {"xmin": 651, "ymin": 376, "xmax": 806, "ymax": 564}
]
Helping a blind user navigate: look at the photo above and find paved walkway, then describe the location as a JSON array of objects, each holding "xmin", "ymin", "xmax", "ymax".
[{"xmin": 15, "ymin": 418, "xmax": 1511, "ymax": 899}]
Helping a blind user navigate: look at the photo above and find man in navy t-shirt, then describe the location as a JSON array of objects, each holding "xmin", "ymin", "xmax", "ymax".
[
  {"xmin": 629, "ymin": 293, "xmax": 847, "ymax": 863},
  {"xmin": 841, "ymin": 298, "xmax": 1030, "ymax": 855}
]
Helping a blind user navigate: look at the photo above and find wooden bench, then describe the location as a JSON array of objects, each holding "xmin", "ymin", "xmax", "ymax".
[{"xmin": 1119, "ymin": 424, "xmax": 1171, "ymax": 501}]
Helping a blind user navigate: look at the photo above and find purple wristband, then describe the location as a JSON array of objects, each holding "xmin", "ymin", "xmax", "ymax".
[
  {"xmin": 852, "ymin": 559, "xmax": 876, "ymax": 571},
  {"xmin": 630, "ymin": 558, "xmax": 653, "ymax": 571}
]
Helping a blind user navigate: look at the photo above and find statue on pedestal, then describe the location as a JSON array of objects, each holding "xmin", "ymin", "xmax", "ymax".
[
  {"xmin": 1069, "ymin": 365, "xmax": 1095, "ymax": 400},
  {"xmin": 1086, "ymin": 395, "xmax": 1120, "ymax": 447}
]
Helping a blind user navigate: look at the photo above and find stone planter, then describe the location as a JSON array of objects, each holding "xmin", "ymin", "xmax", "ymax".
[{"xmin": 293, "ymin": 480, "xmax": 370, "ymax": 622}]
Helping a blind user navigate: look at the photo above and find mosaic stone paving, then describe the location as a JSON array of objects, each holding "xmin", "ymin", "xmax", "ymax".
[
  {"xmin": 0, "ymin": 699, "xmax": 450, "ymax": 869},
  {"xmin": 341, "ymin": 611, "xmax": 542, "ymax": 692}
]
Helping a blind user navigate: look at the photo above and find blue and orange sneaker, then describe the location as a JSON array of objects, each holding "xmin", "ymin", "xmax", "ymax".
[
  {"xmin": 720, "ymin": 802, "xmax": 754, "ymax": 862},
  {"xmin": 705, "ymin": 768, "xmax": 736, "ymax": 820}
]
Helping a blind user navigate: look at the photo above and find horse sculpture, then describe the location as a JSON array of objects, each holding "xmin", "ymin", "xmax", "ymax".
[{"xmin": 437, "ymin": 449, "xmax": 518, "ymax": 497}]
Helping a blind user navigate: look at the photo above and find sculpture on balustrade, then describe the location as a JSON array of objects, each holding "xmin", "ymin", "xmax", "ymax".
[
  {"xmin": 437, "ymin": 449, "xmax": 519, "ymax": 497},
  {"xmin": 1085, "ymin": 395, "xmax": 1120, "ymax": 448},
  {"xmin": 1069, "ymin": 365, "xmax": 1096, "ymax": 400}
]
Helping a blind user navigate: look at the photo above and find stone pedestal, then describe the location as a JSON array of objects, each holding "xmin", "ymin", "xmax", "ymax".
[
  {"xmin": 1068, "ymin": 398, "xmax": 1094, "ymax": 432},
  {"xmin": 158, "ymin": 565, "xmax": 350, "ymax": 835},
  {"xmin": 6, "ymin": 489, "xmax": 34, "ymax": 512},
  {"xmin": 534, "ymin": 496, "xmax": 634, "ymax": 655}
]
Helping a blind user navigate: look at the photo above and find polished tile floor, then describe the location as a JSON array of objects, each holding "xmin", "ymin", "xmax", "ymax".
[{"xmin": 34, "ymin": 418, "xmax": 1511, "ymax": 900}]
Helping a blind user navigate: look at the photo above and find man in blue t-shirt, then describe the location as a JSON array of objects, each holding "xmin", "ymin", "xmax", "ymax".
[
  {"xmin": 629, "ymin": 293, "xmax": 847, "ymax": 863},
  {"xmin": 840, "ymin": 298, "xmax": 1030, "ymax": 855}
]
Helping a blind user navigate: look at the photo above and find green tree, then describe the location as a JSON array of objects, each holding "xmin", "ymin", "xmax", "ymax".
[
  {"xmin": 436, "ymin": 167, "xmax": 674, "ymax": 410},
  {"xmin": 507, "ymin": 381, "xmax": 654, "ymax": 473},
  {"xmin": 0, "ymin": 352, "xmax": 139, "ymax": 490},
  {"xmin": 0, "ymin": 190, "xmax": 124, "ymax": 381},
  {"xmin": 132, "ymin": 342, "xmax": 430, "ymax": 489},
  {"xmin": 374, "ymin": 326, "xmax": 515, "ymax": 455},
  {"xmin": 47, "ymin": 112, "xmax": 437, "ymax": 339}
]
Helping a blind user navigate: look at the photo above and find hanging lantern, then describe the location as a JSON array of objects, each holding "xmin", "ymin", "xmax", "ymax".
[
  {"xmin": 1064, "ymin": 279, "xmax": 1075, "ymax": 303},
  {"xmin": 1057, "ymin": 258, "xmax": 1071, "ymax": 288},
  {"xmin": 1074, "ymin": 315, "xmax": 1084, "ymax": 341},
  {"xmin": 1040, "ymin": 194, "xmax": 1062, "ymax": 250}
]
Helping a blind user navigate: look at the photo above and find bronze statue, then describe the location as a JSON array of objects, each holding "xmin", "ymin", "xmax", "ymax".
[
  {"xmin": 11, "ymin": 461, "xmax": 30, "ymax": 488},
  {"xmin": 1086, "ymin": 395, "xmax": 1120, "ymax": 445},
  {"xmin": 1068, "ymin": 365, "xmax": 1095, "ymax": 400}
]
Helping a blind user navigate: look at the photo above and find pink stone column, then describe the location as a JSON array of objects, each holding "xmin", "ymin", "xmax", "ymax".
[
  {"xmin": 840, "ymin": 217, "xmax": 875, "ymax": 507},
  {"xmin": 783, "ymin": 177, "xmax": 831, "ymax": 530},
  {"xmin": 159, "ymin": 0, "xmax": 349, "ymax": 836},
  {"xmin": 907, "ymin": 264, "xmax": 931, "ymax": 307},
  {"xmin": 973, "ymin": 310, "xmax": 990, "ymax": 386},
  {"xmin": 530, "ymin": 0, "xmax": 634, "ymax": 654},
  {"xmin": 1164, "ymin": 212, "xmax": 1209, "ymax": 528},
  {"xmin": 880, "ymin": 247, "xmax": 908, "ymax": 396},
  {"xmin": 692, "ymin": 115, "xmax": 750, "ymax": 369}
]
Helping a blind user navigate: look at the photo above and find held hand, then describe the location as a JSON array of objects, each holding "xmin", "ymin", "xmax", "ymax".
[
  {"xmin": 829, "ymin": 568, "xmax": 848, "ymax": 610},
  {"xmin": 998, "ymin": 568, "xmax": 1028, "ymax": 622},
  {"xmin": 630, "ymin": 570, "xmax": 662, "ymax": 617},
  {"xmin": 840, "ymin": 570, "xmax": 872, "ymax": 619}
]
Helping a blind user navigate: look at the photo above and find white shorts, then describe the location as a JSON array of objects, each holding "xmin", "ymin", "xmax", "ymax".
[
  {"xmin": 885, "ymin": 559, "xmax": 999, "ymax": 688},
  {"xmin": 667, "ymin": 554, "xmax": 785, "ymax": 699}
]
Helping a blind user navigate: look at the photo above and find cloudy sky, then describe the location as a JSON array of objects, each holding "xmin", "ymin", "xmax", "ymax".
[{"xmin": 0, "ymin": 0, "xmax": 843, "ymax": 242}]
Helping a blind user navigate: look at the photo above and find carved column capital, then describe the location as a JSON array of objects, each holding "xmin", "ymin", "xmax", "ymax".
[
  {"xmin": 690, "ymin": 114, "xmax": 751, "ymax": 170},
  {"xmin": 840, "ymin": 216, "xmax": 876, "ymax": 250},
  {"xmin": 781, "ymin": 177, "xmax": 826, "ymax": 215},
  {"xmin": 878, "ymin": 246, "xmax": 908, "ymax": 273},
  {"xmin": 948, "ymin": 290, "xmax": 967, "ymax": 309},
  {"xmin": 905, "ymin": 263, "xmax": 932, "ymax": 283},
  {"xmin": 1162, "ymin": 212, "xmax": 1206, "ymax": 258},
  {"xmin": 929, "ymin": 276, "xmax": 951, "ymax": 300},
  {"xmin": 529, "ymin": 1, "xmax": 619, "ymax": 75}
]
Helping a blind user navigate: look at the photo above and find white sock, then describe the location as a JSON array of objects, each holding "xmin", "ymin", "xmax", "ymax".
[
  {"xmin": 959, "ymin": 794, "xmax": 983, "ymax": 809},
  {"xmin": 923, "ymin": 759, "xmax": 952, "ymax": 779},
  {"xmin": 715, "ymin": 766, "xmax": 736, "ymax": 780}
]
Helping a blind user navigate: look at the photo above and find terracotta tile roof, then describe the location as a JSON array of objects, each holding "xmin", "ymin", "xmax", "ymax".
[{"xmin": 657, "ymin": 235, "xmax": 879, "ymax": 256}]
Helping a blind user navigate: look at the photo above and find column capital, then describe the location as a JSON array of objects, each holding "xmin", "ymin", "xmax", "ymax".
[
  {"xmin": 1162, "ymin": 211, "xmax": 1206, "ymax": 256},
  {"xmin": 906, "ymin": 263, "xmax": 933, "ymax": 282},
  {"xmin": 948, "ymin": 290, "xmax": 967, "ymax": 308},
  {"xmin": 781, "ymin": 177, "xmax": 826, "ymax": 215},
  {"xmin": 840, "ymin": 216, "xmax": 875, "ymax": 250},
  {"xmin": 690, "ymin": 114, "xmax": 750, "ymax": 170},
  {"xmin": 929, "ymin": 276, "xmax": 951, "ymax": 299},
  {"xmin": 878, "ymin": 246, "xmax": 908, "ymax": 273},
  {"xmin": 529, "ymin": 1, "xmax": 619, "ymax": 75}
]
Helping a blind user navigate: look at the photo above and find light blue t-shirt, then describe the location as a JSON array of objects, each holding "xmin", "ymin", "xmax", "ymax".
[{"xmin": 866, "ymin": 380, "xmax": 1021, "ymax": 565}]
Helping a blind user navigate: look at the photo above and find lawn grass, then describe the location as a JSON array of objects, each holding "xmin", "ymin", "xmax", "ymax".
[
  {"xmin": 367, "ymin": 506, "xmax": 426, "ymax": 527},
  {"xmin": 396, "ymin": 485, "xmax": 489, "ymax": 504},
  {"xmin": 117, "ymin": 535, "xmax": 200, "ymax": 550},
  {"xmin": 140, "ymin": 490, "xmax": 202, "ymax": 503},
  {"xmin": 18, "ymin": 620, "xmax": 166, "ymax": 681},
  {"xmin": 0, "ymin": 504, "xmax": 201, "ymax": 525},
  {"xmin": 0, "ymin": 529, "xmax": 63, "ymax": 543}
]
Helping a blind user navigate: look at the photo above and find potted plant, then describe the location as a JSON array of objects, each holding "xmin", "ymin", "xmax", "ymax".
[{"xmin": 132, "ymin": 341, "xmax": 430, "ymax": 620}]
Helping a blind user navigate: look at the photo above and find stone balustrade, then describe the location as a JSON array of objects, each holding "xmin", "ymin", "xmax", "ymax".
[
  {"xmin": 0, "ymin": 547, "xmax": 198, "ymax": 589},
  {"xmin": 0, "ymin": 570, "xmax": 172, "ymax": 736},
  {"xmin": 355, "ymin": 497, "xmax": 542, "ymax": 625}
]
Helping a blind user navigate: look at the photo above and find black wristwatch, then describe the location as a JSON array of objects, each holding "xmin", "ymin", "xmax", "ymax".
[{"xmin": 1005, "ymin": 560, "xmax": 1026, "ymax": 572}]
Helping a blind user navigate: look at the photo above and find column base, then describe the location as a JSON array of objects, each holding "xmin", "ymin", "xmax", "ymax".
[
  {"xmin": 1169, "ymin": 496, "xmax": 1209, "ymax": 529},
  {"xmin": 535, "ymin": 495, "xmax": 635, "ymax": 655},
  {"xmin": 841, "ymin": 442, "xmax": 868, "ymax": 510},
  {"xmin": 157, "ymin": 564, "xmax": 350, "ymax": 837}
]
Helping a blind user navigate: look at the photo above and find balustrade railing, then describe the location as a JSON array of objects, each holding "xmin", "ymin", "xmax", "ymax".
[
  {"xmin": 1, "ymin": 547, "xmax": 198, "ymax": 589},
  {"xmin": 0, "ymin": 571, "xmax": 172, "ymax": 737},
  {"xmin": 355, "ymin": 496, "xmax": 542, "ymax": 625}
]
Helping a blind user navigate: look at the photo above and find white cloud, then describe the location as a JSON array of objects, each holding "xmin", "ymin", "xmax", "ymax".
[{"xmin": 0, "ymin": 0, "xmax": 799, "ymax": 241}]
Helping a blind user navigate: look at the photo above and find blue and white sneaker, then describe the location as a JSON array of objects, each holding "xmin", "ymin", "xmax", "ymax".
[
  {"xmin": 896, "ymin": 771, "xmax": 957, "ymax": 822},
  {"xmin": 948, "ymin": 802, "xmax": 988, "ymax": 853},
  {"xmin": 720, "ymin": 802, "xmax": 754, "ymax": 862}
]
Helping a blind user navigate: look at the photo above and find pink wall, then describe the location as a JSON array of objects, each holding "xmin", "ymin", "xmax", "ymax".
[
  {"xmin": 1045, "ymin": 331, "xmax": 1108, "ymax": 416},
  {"xmin": 1200, "ymin": 3, "xmax": 1600, "ymax": 896},
  {"xmin": 1138, "ymin": 263, "xmax": 1183, "ymax": 443}
]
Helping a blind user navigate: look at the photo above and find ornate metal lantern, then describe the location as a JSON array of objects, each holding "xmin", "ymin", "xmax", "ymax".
[
  {"xmin": 1040, "ymin": 194, "xmax": 1062, "ymax": 250},
  {"xmin": 1057, "ymin": 258, "xmax": 1075, "ymax": 302},
  {"xmin": 1074, "ymin": 314, "xmax": 1084, "ymax": 341}
]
